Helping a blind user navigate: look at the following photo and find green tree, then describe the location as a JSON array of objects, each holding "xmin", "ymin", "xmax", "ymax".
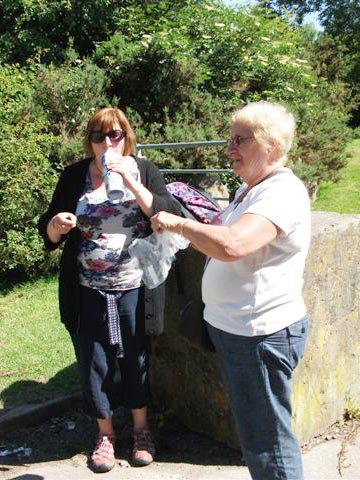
[
  {"xmin": 0, "ymin": 58, "xmax": 109, "ymax": 279},
  {"xmin": 33, "ymin": 54, "xmax": 110, "ymax": 165},
  {"xmin": 263, "ymin": 0, "xmax": 360, "ymax": 34},
  {"xmin": 264, "ymin": 0, "xmax": 360, "ymax": 124},
  {"xmin": 92, "ymin": 2, "xmax": 352, "ymax": 183},
  {"xmin": 0, "ymin": 65, "xmax": 60, "ymax": 280},
  {"xmin": 0, "ymin": 0, "xmax": 119, "ymax": 64},
  {"xmin": 0, "ymin": 0, "xmax": 205, "ymax": 65},
  {"xmin": 0, "ymin": 0, "xmax": 356, "ymax": 278}
]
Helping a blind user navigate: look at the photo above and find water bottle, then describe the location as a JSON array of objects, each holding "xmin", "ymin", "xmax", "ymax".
[{"xmin": 101, "ymin": 150, "xmax": 126, "ymax": 203}]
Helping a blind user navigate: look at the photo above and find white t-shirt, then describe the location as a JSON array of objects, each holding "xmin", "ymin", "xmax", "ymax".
[{"xmin": 202, "ymin": 168, "xmax": 311, "ymax": 336}]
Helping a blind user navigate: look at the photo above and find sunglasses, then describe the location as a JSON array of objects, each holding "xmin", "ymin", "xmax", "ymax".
[
  {"xmin": 90, "ymin": 129, "xmax": 126, "ymax": 144},
  {"xmin": 228, "ymin": 135, "xmax": 254, "ymax": 147}
]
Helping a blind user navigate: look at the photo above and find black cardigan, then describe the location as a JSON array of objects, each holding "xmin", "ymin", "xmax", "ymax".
[{"xmin": 38, "ymin": 157, "xmax": 180, "ymax": 333}]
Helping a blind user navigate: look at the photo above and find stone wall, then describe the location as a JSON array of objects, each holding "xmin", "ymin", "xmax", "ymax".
[{"xmin": 151, "ymin": 212, "xmax": 360, "ymax": 447}]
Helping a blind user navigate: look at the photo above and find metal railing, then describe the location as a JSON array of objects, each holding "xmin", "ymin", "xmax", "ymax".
[
  {"xmin": 135, "ymin": 140, "xmax": 232, "ymax": 202},
  {"xmin": 136, "ymin": 140, "xmax": 227, "ymax": 152},
  {"xmin": 136, "ymin": 140, "xmax": 231, "ymax": 174}
]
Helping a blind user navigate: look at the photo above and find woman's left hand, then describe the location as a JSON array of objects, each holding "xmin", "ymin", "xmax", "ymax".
[{"xmin": 151, "ymin": 211, "xmax": 184, "ymax": 234}]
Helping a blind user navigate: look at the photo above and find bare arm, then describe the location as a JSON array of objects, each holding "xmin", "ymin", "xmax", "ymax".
[
  {"xmin": 151, "ymin": 211, "xmax": 280, "ymax": 261},
  {"xmin": 127, "ymin": 180, "xmax": 154, "ymax": 218}
]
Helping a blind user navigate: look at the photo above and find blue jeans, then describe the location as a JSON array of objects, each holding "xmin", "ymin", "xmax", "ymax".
[{"xmin": 207, "ymin": 316, "xmax": 310, "ymax": 480}]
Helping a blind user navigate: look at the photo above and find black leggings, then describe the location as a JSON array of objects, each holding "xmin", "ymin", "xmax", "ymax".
[{"xmin": 71, "ymin": 285, "xmax": 151, "ymax": 419}]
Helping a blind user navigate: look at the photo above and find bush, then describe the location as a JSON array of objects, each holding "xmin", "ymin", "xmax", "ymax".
[
  {"xmin": 33, "ymin": 55, "xmax": 110, "ymax": 166},
  {"xmin": 92, "ymin": 2, "xmax": 353, "ymax": 188},
  {"xmin": 0, "ymin": 122, "xmax": 60, "ymax": 280},
  {"xmin": 0, "ymin": 58, "xmax": 114, "ymax": 279},
  {"xmin": 0, "ymin": 0, "xmax": 356, "ymax": 279},
  {"xmin": 0, "ymin": 0, "xmax": 121, "ymax": 64}
]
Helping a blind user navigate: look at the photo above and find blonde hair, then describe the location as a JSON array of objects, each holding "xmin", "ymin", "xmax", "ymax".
[
  {"xmin": 84, "ymin": 107, "xmax": 136, "ymax": 156},
  {"xmin": 231, "ymin": 101, "xmax": 296, "ymax": 163}
]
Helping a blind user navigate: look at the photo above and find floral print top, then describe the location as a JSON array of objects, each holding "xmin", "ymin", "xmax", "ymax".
[{"xmin": 76, "ymin": 163, "xmax": 150, "ymax": 290}]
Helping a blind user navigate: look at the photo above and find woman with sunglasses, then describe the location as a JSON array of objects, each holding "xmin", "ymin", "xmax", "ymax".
[
  {"xmin": 151, "ymin": 101, "xmax": 311, "ymax": 480},
  {"xmin": 38, "ymin": 107, "xmax": 180, "ymax": 472}
]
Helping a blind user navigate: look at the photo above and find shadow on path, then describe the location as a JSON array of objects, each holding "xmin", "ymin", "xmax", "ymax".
[
  {"xmin": 0, "ymin": 405, "xmax": 242, "ymax": 469},
  {"xmin": 5, "ymin": 476, "xmax": 43, "ymax": 480}
]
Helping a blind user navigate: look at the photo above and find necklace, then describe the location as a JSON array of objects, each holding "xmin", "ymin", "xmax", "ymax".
[{"xmin": 92, "ymin": 159, "xmax": 103, "ymax": 177}]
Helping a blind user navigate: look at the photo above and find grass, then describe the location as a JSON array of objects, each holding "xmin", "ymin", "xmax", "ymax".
[
  {"xmin": 312, "ymin": 138, "xmax": 360, "ymax": 214},
  {"xmin": 0, "ymin": 275, "xmax": 79, "ymax": 408}
]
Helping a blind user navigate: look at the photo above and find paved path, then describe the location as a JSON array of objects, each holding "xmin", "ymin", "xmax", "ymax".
[
  {"xmin": 1, "ymin": 427, "xmax": 359, "ymax": 480},
  {"xmin": 0, "ymin": 396, "xmax": 359, "ymax": 480}
]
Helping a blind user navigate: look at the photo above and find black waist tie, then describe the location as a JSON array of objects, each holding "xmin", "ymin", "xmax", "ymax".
[{"xmin": 98, "ymin": 291, "xmax": 124, "ymax": 358}]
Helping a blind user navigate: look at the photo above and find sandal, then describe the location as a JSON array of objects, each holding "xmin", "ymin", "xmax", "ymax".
[{"xmin": 132, "ymin": 428, "xmax": 155, "ymax": 467}]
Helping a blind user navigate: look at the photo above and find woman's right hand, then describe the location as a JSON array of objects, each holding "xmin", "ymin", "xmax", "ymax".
[
  {"xmin": 151, "ymin": 211, "xmax": 185, "ymax": 234},
  {"xmin": 47, "ymin": 212, "xmax": 77, "ymax": 243}
]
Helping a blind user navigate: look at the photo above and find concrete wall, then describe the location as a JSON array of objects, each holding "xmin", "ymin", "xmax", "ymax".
[{"xmin": 151, "ymin": 212, "xmax": 360, "ymax": 448}]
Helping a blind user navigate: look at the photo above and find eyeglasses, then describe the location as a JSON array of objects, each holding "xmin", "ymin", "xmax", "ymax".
[
  {"xmin": 90, "ymin": 129, "xmax": 126, "ymax": 144},
  {"xmin": 228, "ymin": 135, "xmax": 254, "ymax": 147}
]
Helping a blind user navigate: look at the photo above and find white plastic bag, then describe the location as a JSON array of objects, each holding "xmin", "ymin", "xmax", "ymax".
[{"xmin": 129, "ymin": 231, "xmax": 190, "ymax": 289}]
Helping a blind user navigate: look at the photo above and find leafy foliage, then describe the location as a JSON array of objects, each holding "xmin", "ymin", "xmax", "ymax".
[
  {"xmin": 33, "ymin": 54, "xmax": 110, "ymax": 165},
  {"xmin": 264, "ymin": 0, "xmax": 360, "ymax": 124},
  {"xmin": 0, "ymin": 0, "xmax": 119, "ymax": 64},
  {"xmin": 0, "ymin": 122, "xmax": 60, "ymax": 279},
  {"xmin": 0, "ymin": 0, "xmax": 356, "ymax": 277},
  {"xmin": 0, "ymin": 58, "xmax": 114, "ymax": 279},
  {"xmin": 0, "ymin": 0, "xmax": 207, "ymax": 65}
]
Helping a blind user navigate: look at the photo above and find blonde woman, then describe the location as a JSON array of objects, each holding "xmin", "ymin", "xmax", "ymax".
[{"xmin": 151, "ymin": 101, "xmax": 311, "ymax": 480}]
